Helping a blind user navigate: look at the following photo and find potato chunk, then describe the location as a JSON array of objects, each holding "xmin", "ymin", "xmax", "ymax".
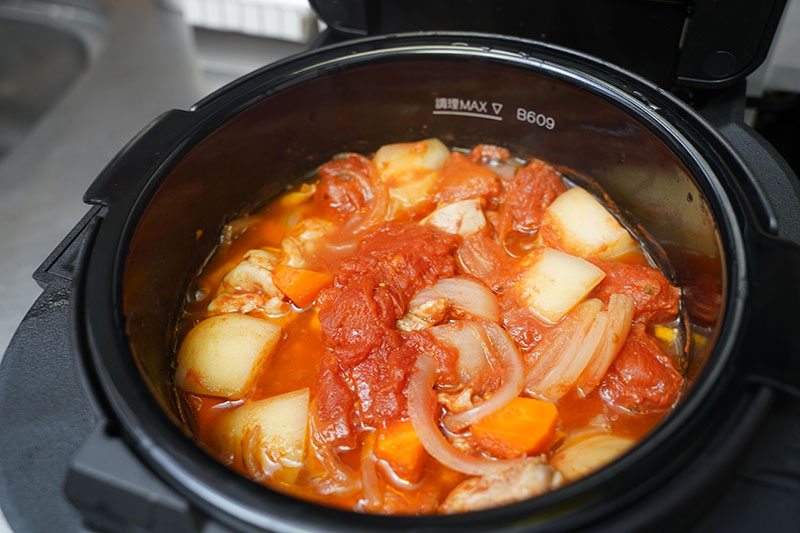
[
  {"xmin": 540, "ymin": 187, "xmax": 637, "ymax": 259},
  {"xmin": 175, "ymin": 314, "xmax": 281, "ymax": 399},
  {"xmin": 373, "ymin": 138, "xmax": 450, "ymax": 179},
  {"xmin": 373, "ymin": 138, "xmax": 450, "ymax": 211},
  {"xmin": 217, "ymin": 389, "xmax": 310, "ymax": 482},
  {"xmin": 515, "ymin": 248, "xmax": 605, "ymax": 324},
  {"xmin": 551, "ymin": 434, "xmax": 634, "ymax": 481},
  {"xmin": 421, "ymin": 199, "xmax": 486, "ymax": 237}
]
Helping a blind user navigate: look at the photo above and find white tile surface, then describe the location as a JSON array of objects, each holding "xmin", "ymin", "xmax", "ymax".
[{"xmin": 183, "ymin": 0, "xmax": 318, "ymax": 42}]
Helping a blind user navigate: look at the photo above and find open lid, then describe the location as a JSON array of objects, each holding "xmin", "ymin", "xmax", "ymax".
[{"xmin": 310, "ymin": 0, "xmax": 787, "ymax": 90}]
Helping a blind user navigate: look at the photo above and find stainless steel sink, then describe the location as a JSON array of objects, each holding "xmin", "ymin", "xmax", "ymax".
[
  {"xmin": 0, "ymin": 0, "xmax": 107, "ymax": 163},
  {"xmin": 0, "ymin": 1, "xmax": 201, "ymax": 531}
]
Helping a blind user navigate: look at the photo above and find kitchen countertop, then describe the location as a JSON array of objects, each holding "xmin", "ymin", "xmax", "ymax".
[
  {"xmin": 0, "ymin": 1, "xmax": 202, "ymax": 530},
  {"xmin": 0, "ymin": 0, "xmax": 202, "ymax": 359}
]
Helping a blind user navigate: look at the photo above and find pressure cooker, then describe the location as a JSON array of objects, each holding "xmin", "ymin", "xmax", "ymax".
[{"xmin": 1, "ymin": 1, "xmax": 799, "ymax": 531}]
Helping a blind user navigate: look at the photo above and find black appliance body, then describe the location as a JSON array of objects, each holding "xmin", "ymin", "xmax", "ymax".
[{"xmin": 2, "ymin": 4, "xmax": 800, "ymax": 533}]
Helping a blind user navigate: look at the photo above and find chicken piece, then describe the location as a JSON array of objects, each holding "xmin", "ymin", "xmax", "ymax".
[
  {"xmin": 209, "ymin": 248, "xmax": 290, "ymax": 316},
  {"xmin": 457, "ymin": 232, "xmax": 516, "ymax": 292},
  {"xmin": 470, "ymin": 144, "xmax": 511, "ymax": 163},
  {"xmin": 208, "ymin": 292, "xmax": 289, "ymax": 317},
  {"xmin": 280, "ymin": 218, "xmax": 334, "ymax": 269},
  {"xmin": 378, "ymin": 487, "xmax": 440, "ymax": 516},
  {"xmin": 421, "ymin": 199, "xmax": 487, "ymax": 237},
  {"xmin": 434, "ymin": 152, "xmax": 502, "ymax": 204},
  {"xmin": 590, "ymin": 259, "xmax": 680, "ymax": 325},
  {"xmin": 496, "ymin": 160, "xmax": 566, "ymax": 240},
  {"xmin": 396, "ymin": 298, "xmax": 449, "ymax": 331},
  {"xmin": 437, "ymin": 388, "xmax": 476, "ymax": 414},
  {"xmin": 313, "ymin": 154, "xmax": 372, "ymax": 220},
  {"xmin": 222, "ymin": 249, "xmax": 281, "ymax": 295},
  {"xmin": 448, "ymin": 434, "xmax": 480, "ymax": 455},
  {"xmin": 440, "ymin": 457, "xmax": 564, "ymax": 513}
]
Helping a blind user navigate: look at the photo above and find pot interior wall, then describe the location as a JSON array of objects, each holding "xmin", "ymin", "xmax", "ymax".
[{"xmin": 123, "ymin": 58, "xmax": 723, "ymax": 425}]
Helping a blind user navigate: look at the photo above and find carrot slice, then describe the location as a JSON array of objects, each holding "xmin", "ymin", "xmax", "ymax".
[
  {"xmin": 470, "ymin": 397, "xmax": 558, "ymax": 459},
  {"xmin": 375, "ymin": 420, "xmax": 426, "ymax": 481},
  {"xmin": 272, "ymin": 265, "xmax": 333, "ymax": 308}
]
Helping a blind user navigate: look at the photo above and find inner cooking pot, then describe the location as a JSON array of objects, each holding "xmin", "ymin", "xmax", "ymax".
[{"xmin": 77, "ymin": 33, "xmax": 800, "ymax": 531}]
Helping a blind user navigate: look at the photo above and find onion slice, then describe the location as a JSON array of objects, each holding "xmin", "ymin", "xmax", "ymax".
[
  {"xmin": 442, "ymin": 322, "xmax": 525, "ymax": 432},
  {"xmin": 307, "ymin": 405, "xmax": 362, "ymax": 496},
  {"xmin": 408, "ymin": 354, "xmax": 519, "ymax": 476},
  {"xmin": 410, "ymin": 277, "xmax": 500, "ymax": 322},
  {"xmin": 456, "ymin": 238, "xmax": 495, "ymax": 284},
  {"xmin": 358, "ymin": 433, "xmax": 383, "ymax": 512},
  {"xmin": 537, "ymin": 313, "xmax": 607, "ymax": 400},
  {"xmin": 344, "ymin": 154, "xmax": 389, "ymax": 234},
  {"xmin": 576, "ymin": 294, "xmax": 635, "ymax": 395},
  {"xmin": 429, "ymin": 322, "xmax": 489, "ymax": 385},
  {"xmin": 525, "ymin": 299, "xmax": 605, "ymax": 401}
]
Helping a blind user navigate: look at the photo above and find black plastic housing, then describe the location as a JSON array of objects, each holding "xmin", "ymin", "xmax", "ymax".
[{"xmin": 309, "ymin": 0, "xmax": 789, "ymax": 89}]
